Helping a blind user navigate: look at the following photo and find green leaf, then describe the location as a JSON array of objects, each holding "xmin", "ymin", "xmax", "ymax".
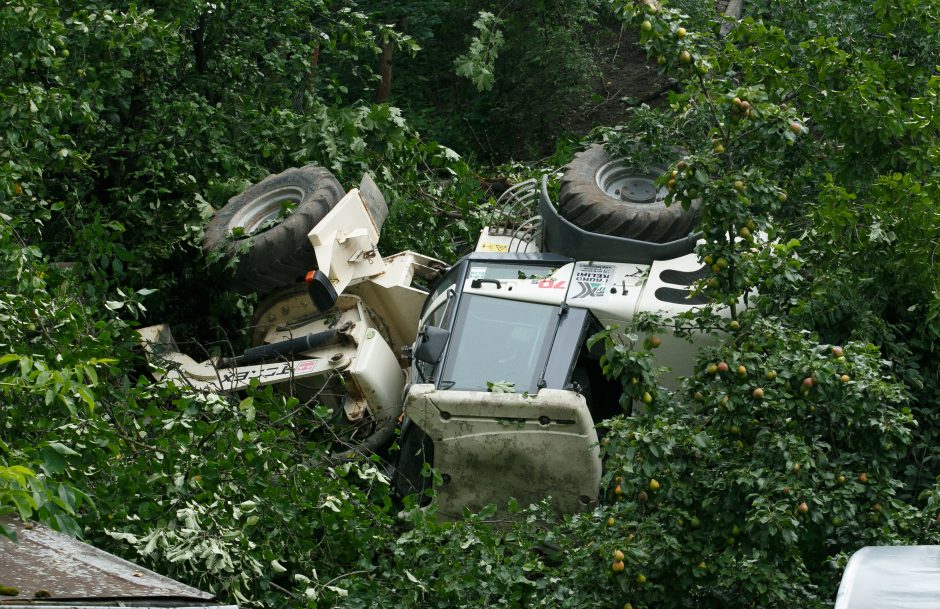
[
  {"xmin": 72, "ymin": 383, "xmax": 96, "ymax": 412},
  {"xmin": 11, "ymin": 492, "xmax": 36, "ymax": 520},
  {"xmin": 48, "ymin": 442, "xmax": 79, "ymax": 456},
  {"xmin": 486, "ymin": 380, "xmax": 515, "ymax": 393},
  {"xmin": 57, "ymin": 484, "xmax": 77, "ymax": 514},
  {"xmin": 39, "ymin": 446, "xmax": 66, "ymax": 475}
]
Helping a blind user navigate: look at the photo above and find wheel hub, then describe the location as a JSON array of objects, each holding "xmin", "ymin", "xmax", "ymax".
[
  {"xmin": 595, "ymin": 160, "xmax": 667, "ymax": 206},
  {"xmin": 618, "ymin": 177, "xmax": 658, "ymax": 203}
]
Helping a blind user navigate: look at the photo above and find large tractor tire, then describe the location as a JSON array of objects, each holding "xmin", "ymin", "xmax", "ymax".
[
  {"xmin": 203, "ymin": 165, "xmax": 345, "ymax": 294},
  {"xmin": 558, "ymin": 144, "xmax": 700, "ymax": 243}
]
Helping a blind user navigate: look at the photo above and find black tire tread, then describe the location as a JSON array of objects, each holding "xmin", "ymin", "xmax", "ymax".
[
  {"xmin": 203, "ymin": 166, "xmax": 345, "ymax": 293},
  {"xmin": 558, "ymin": 144, "xmax": 700, "ymax": 243}
]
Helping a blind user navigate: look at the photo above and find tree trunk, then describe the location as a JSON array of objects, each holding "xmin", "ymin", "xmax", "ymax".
[
  {"xmin": 192, "ymin": 12, "xmax": 208, "ymax": 76},
  {"xmin": 293, "ymin": 45, "xmax": 320, "ymax": 112},
  {"xmin": 375, "ymin": 37, "xmax": 394, "ymax": 103}
]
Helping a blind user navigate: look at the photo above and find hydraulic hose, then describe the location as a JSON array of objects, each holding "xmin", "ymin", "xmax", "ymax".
[{"xmin": 220, "ymin": 329, "xmax": 342, "ymax": 368}]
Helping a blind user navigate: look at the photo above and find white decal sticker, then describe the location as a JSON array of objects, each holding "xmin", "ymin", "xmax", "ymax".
[{"xmin": 572, "ymin": 264, "xmax": 614, "ymax": 299}]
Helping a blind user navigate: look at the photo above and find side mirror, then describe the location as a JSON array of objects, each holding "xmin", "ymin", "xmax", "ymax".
[{"xmin": 415, "ymin": 325, "xmax": 450, "ymax": 364}]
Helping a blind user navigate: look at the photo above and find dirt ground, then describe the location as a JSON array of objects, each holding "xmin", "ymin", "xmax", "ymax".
[
  {"xmin": 572, "ymin": 1, "xmax": 735, "ymax": 137},
  {"xmin": 570, "ymin": 24, "xmax": 671, "ymax": 137}
]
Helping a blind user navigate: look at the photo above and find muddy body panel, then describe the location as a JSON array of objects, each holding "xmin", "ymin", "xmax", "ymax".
[{"xmin": 403, "ymin": 385, "xmax": 601, "ymax": 517}]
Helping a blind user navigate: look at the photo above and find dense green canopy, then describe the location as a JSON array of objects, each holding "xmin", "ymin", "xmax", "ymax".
[{"xmin": 2, "ymin": 0, "xmax": 940, "ymax": 607}]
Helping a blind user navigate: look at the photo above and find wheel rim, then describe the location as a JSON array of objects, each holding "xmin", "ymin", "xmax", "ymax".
[
  {"xmin": 250, "ymin": 284, "xmax": 317, "ymax": 347},
  {"xmin": 230, "ymin": 186, "xmax": 305, "ymax": 235},
  {"xmin": 595, "ymin": 160, "xmax": 667, "ymax": 204}
]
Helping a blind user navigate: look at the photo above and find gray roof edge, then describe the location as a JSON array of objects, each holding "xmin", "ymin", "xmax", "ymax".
[{"xmin": 0, "ymin": 518, "xmax": 215, "ymax": 602}]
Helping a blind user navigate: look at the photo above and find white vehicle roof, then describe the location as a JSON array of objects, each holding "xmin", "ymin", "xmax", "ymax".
[{"xmin": 835, "ymin": 545, "xmax": 940, "ymax": 609}]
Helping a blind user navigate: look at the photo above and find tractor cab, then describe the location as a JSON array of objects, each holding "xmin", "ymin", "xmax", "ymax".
[{"xmin": 395, "ymin": 253, "xmax": 627, "ymax": 517}]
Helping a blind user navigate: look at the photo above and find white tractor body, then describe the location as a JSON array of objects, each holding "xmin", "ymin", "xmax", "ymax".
[{"xmin": 140, "ymin": 169, "xmax": 722, "ymax": 516}]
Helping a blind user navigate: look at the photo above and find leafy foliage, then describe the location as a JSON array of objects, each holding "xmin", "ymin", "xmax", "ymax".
[
  {"xmin": 454, "ymin": 11, "xmax": 505, "ymax": 92},
  {"xmin": 380, "ymin": 0, "xmax": 607, "ymax": 159},
  {"xmin": 96, "ymin": 384, "xmax": 397, "ymax": 606},
  {"xmin": 3, "ymin": 0, "xmax": 940, "ymax": 608},
  {"xmin": 598, "ymin": 318, "xmax": 926, "ymax": 606}
]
